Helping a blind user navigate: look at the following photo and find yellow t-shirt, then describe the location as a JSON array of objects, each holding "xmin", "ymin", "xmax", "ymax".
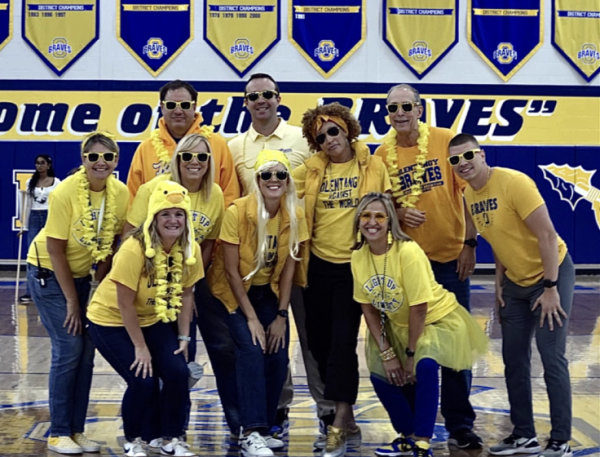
[
  {"xmin": 464, "ymin": 167, "xmax": 568, "ymax": 287},
  {"xmin": 312, "ymin": 160, "xmax": 360, "ymax": 263},
  {"xmin": 26, "ymin": 175, "xmax": 129, "ymax": 278},
  {"xmin": 374, "ymin": 127, "xmax": 467, "ymax": 263},
  {"xmin": 128, "ymin": 174, "xmax": 224, "ymax": 243},
  {"xmin": 352, "ymin": 240, "xmax": 458, "ymax": 327},
  {"xmin": 87, "ymin": 237, "xmax": 204, "ymax": 327}
]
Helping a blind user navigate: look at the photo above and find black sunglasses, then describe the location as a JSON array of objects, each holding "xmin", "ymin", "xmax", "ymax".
[
  {"xmin": 386, "ymin": 102, "xmax": 420, "ymax": 114},
  {"xmin": 179, "ymin": 152, "xmax": 210, "ymax": 163},
  {"xmin": 259, "ymin": 171, "xmax": 289, "ymax": 181},
  {"xmin": 162, "ymin": 100, "xmax": 194, "ymax": 111},
  {"xmin": 84, "ymin": 152, "xmax": 116, "ymax": 163},
  {"xmin": 245, "ymin": 90, "xmax": 279, "ymax": 102},
  {"xmin": 315, "ymin": 126, "xmax": 340, "ymax": 145},
  {"xmin": 447, "ymin": 149, "xmax": 481, "ymax": 166}
]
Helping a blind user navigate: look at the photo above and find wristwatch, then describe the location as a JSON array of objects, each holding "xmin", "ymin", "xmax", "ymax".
[
  {"xmin": 543, "ymin": 279, "xmax": 558, "ymax": 288},
  {"xmin": 464, "ymin": 239, "xmax": 478, "ymax": 248},
  {"xmin": 405, "ymin": 348, "xmax": 415, "ymax": 357},
  {"xmin": 277, "ymin": 309, "xmax": 289, "ymax": 319}
]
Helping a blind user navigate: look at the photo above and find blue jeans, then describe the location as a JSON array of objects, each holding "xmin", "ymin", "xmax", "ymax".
[
  {"xmin": 88, "ymin": 321, "xmax": 190, "ymax": 442},
  {"xmin": 429, "ymin": 259, "xmax": 475, "ymax": 435},
  {"xmin": 25, "ymin": 210, "xmax": 48, "ymax": 296},
  {"xmin": 227, "ymin": 285, "xmax": 289, "ymax": 432},
  {"xmin": 28, "ymin": 265, "xmax": 94, "ymax": 437},
  {"xmin": 371, "ymin": 358, "xmax": 440, "ymax": 438}
]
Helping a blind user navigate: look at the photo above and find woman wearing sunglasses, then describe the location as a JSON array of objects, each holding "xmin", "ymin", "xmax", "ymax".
[
  {"xmin": 292, "ymin": 103, "xmax": 391, "ymax": 457},
  {"xmin": 25, "ymin": 132, "xmax": 129, "ymax": 455},
  {"xmin": 207, "ymin": 150, "xmax": 308, "ymax": 457},
  {"xmin": 350, "ymin": 192, "xmax": 488, "ymax": 457}
]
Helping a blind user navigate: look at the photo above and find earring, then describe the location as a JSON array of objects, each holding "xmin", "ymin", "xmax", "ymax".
[
  {"xmin": 356, "ymin": 231, "xmax": 362, "ymax": 243},
  {"xmin": 387, "ymin": 230, "xmax": 393, "ymax": 245}
]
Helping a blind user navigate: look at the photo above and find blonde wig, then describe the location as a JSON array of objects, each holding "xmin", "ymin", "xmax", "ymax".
[{"xmin": 169, "ymin": 133, "xmax": 214, "ymax": 202}]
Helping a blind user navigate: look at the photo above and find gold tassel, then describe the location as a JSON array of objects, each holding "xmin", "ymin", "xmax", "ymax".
[
  {"xmin": 357, "ymin": 230, "xmax": 362, "ymax": 243},
  {"xmin": 387, "ymin": 230, "xmax": 393, "ymax": 245}
]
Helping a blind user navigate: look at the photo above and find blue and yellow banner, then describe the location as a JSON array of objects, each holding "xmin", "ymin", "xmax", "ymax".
[
  {"xmin": 204, "ymin": 0, "xmax": 280, "ymax": 77},
  {"xmin": 289, "ymin": 0, "xmax": 366, "ymax": 78},
  {"xmin": 552, "ymin": 0, "xmax": 600, "ymax": 82},
  {"xmin": 22, "ymin": 0, "xmax": 98, "ymax": 76},
  {"xmin": 382, "ymin": 0, "xmax": 458, "ymax": 79},
  {"xmin": 0, "ymin": 0, "xmax": 12, "ymax": 53},
  {"xmin": 117, "ymin": 0, "xmax": 193, "ymax": 77},
  {"xmin": 467, "ymin": 0, "xmax": 543, "ymax": 82}
]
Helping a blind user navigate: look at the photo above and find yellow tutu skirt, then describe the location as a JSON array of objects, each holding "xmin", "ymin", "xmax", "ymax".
[{"xmin": 366, "ymin": 305, "xmax": 489, "ymax": 378}]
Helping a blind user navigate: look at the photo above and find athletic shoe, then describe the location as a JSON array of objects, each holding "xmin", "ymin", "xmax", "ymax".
[
  {"xmin": 346, "ymin": 425, "xmax": 361, "ymax": 448},
  {"xmin": 264, "ymin": 435, "xmax": 285, "ymax": 450},
  {"xmin": 538, "ymin": 440, "xmax": 573, "ymax": 457},
  {"xmin": 239, "ymin": 432, "xmax": 274, "ymax": 457},
  {"xmin": 19, "ymin": 294, "xmax": 32, "ymax": 304},
  {"xmin": 321, "ymin": 426, "xmax": 347, "ymax": 457},
  {"xmin": 147, "ymin": 438, "xmax": 163, "ymax": 452},
  {"xmin": 71, "ymin": 433, "xmax": 100, "ymax": 452},
  {"xmin": 375, "ymin": 434, "xmax": 415, "ymax": 456},
  {"xmin": 124, "ymin": 438, "xmax": 147, "ymax": 457},
  {"xmin": 413, "ymin": 441, "xmax": 433, "ymax": 457},
  {"xmin": 489, "ymin": 435, "xmax": 541, "ymax": 455},
  {"xmin": 187, "ymin": 361, "xmax": 203, "ymax": 389},
  {"xmin": 447, "ymin": 429, "xmax": 483, "ymax": 450},
  {"xmin": 160, "ymin": 438, "xmax": 195, "ymax": 456},
  {"xmin": 48, "ymin": 436, "xmax": 83, "ymax": 454}
]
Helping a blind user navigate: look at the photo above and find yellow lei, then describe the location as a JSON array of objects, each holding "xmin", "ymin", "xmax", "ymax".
[
  {"xmin": 153, "ymin": 243, "xmax": 184, "ymax": 323},
  {"xmin": 76, "ymin": 167, "xmax": 118, "ymax": 264},
  {"xmin": 151, "ymin": 124, "xmax": 215, "ymax": 169},
  {"xmin": 384, "ymin": 121, "xmax": 430, "ymax": 208}
]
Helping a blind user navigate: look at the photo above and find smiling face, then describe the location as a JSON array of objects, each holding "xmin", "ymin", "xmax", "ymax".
[
  {"xmin": 244, "ymin": 78, "xmax": 280, "ymax": 124},
  {"xmin": 316, "ymin": 120, "xmax": 351, "ymax": 161},
  {"xmin": 156, "ymin": 207, "xmax": 186, "ymax": 241},
  {"xmin": 161, "ymin": 88, "xmax": 196, "ymax": 137},
  {"xmin": 178, "ymin": 140, "xmax": 210, "ymax": 187},
  {"xmin": 448, "ymin": 141, "xmax": 486, "ymax": 183},
  {"xmin": 83, "ymin": 142, "xmax": 118, "ymax": 181},
  {"xmin": 258, "ymin": 163, "xmax": 288, "ymax": 201},
  {"xmin": 387, "ymin": 87, "xmax": 423, "ymax": 135},
  {"xmin": 359, "ymin": 201, "xmax": 389, "ymax": 243}
]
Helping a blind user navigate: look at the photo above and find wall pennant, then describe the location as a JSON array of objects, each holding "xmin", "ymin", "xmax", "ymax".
[
  {"xmin": 204, "ymin": 0, "xmax": 280, "ymax": 77},
  {"xmin": 467, "ymin": 0, "xmax": 543, "ymax": 82},
  {"xmin": 289, "ymin": 0, "xmax": 366, "ymax": 78},
  {"xmin": 22, "ymin": 0, "xmax": 99, "ymax": 76},
  {"xmin": 117, "ymin": 0, "xmax": 193, "ymax": 77},
  {"xmin": 552, "ymin": 0, "xmax": 600, "ymax": 82},
  {"xmin": 0, "ymin": 0, "xmax": 12, "ymax": 53}
]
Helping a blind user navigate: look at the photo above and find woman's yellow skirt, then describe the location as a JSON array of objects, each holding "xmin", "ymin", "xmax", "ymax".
[{"xmin": 366, "ymin": 305, "xmax": 489, "ymax": 379}]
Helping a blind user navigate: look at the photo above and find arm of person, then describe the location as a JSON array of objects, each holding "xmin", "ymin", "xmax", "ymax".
[
  {"xmin": 395, "ymin": 207, "xmax": 427, "ymax": 228},
  {"xmin": 116, "ymin": 281, "xmax": 152, "ymax": 378},
  {"xmin": 456, "ymin": 199, "xmax": 478, "ymax": 281},
  {"xmin": 47, "ymin": 237, "xmax": 81, "ymax": 336},
  {"xmin": 222, "ymin": 241, "xmax": 265, "ymax": 351},
  {"xmin": 404, "ymin": 302, "xmax": 428, "ymax": 383},
  {"xmin": 493, "ymin": 251, "xmax": 507, "ymax": 317},
  {"xmin": 525, "ymin": 204, "xmax": 565, "ymax": 330},
  {"xmin": 200, "ymin": 239, "xmax": 215, "ymax": 272},
  {"xmin": 95, "ymin": 236, "xmax": 121, "ymax": 283},
  {"xmin": 266, "ymin": 255, "xmax": 296, "ymax": 354},
  {"xmin": 174, "ymin": 286, "xmax": 194, "ymax": 361}
]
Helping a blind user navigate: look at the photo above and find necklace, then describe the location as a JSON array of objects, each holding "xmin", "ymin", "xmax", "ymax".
[
  {"xmin": 467, "ymin": 166, "xmax": 493, "ymax": 234},
  {"xmin": 265, "ymin": 211, "xmax": 282, "ymax": 268},
  {"xmin": 154, "ymin": 243, "xmax": 184, "ymax": 323},
  {"xmin": 368, "ymin": 242, "xmax": 391, "ymax": 347}
]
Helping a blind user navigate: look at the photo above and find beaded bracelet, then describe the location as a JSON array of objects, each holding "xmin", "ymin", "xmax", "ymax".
[{"xmin": 380, "ymin": 347, "xmax": 397, "ymax": 361}]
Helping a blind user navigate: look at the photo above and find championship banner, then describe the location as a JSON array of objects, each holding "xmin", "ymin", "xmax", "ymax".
[
  {"xmin": 289, "ymin": 0, "xmax": 366, "ymax": 78},
  {"xmin": 382, "ymin": 0, "xmax": 458, "ymax": 79},
  {"xmin": 467, "ymin": 0, "xmax": 543, "ymax": 82},
  {"xmin": 204, "ymin": 0, "xmax": 280, "ymax": 77},
  {"xmin": 552, "ymin": 0, "xmax": 600, "ymax": 82},
  {"xmin": 22, "ymin": 0, "xmax": 99, "ymax": 76},
  {"xmin": 0, "ymin": 0, "xmax": 12, "ymax": 53},
  {"xmin": 117, "ymin": 0, "xmax": 193, "ymax": 77}
]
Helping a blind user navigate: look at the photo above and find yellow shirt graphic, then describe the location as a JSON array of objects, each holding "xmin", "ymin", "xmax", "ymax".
[
  {"xmin": 87, "ymin": 237, "xmax": 204, "ymax": 327},
  {"xmin": 352, "ymin": 241, "xmax": 458, "ymax": 327},
  {"xmin": 464, "ymin": 167, "xmax": 568, "ymax": 287},
  {"xmin": 312, "ymin": 160, "xmax": 360, "ymax": 263},
  {"xmin": 128, "ymin": 174, "xmax": 224, "ymax": 243},
  {"xmin": 26, "ymin": 175, "xmax": 129, "ymax": 278}
]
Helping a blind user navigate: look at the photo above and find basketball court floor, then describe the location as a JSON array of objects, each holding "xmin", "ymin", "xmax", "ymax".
[{"xmin": 0, "ymin": 276, "xmax": 598, "ymax": 457}]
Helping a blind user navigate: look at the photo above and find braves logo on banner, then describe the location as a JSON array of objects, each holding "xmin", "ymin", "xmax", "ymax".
[
  {"xmin": 467, "ymin": 0, "xmax": 543, "ymax": 81},
  {"xmin": 383, "ymin": 0, "xmax": 458, "ymax": 79},
  {"xmin": 117, "ymin": 0, "xmax": 193, "ymax": 77},
  {"xmin": 22, "ymin": 0, "xmax": 98, "ymax": 76},
  {"xmin": 289, "ymin": 0, "xmax": 366, "ymax": 78},
  {"xmin": 204, "ymin": 0, "xmax": 280, "ymax": 77},
  {"xmin": 552, "ymin": 0, "xmax": 600, "ymax": 82},
  {"xmin": 0, "ymin": 0, "xmax": 12, "ymax": 53}
]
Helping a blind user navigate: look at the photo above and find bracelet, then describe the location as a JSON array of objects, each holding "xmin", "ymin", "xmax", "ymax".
[
  {"xmin": 380, "ymin": 347, "xmax": 397, "ymax": 362},
  {"xmin": 178, "ymin": 335, "xmax": 191, "ymax": 342}
]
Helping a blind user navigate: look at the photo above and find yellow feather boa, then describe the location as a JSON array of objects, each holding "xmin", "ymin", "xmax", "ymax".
[
  {"xmin": 151, "ymin": 124, "xmax": 215, "ymax": 170},
  {"xmin": 154, "ymin": 243, "xmax": 184, "ymax": 323},
  {"xmin": 384, "ymin": 121, "xmax": 430, "ymax": 208},
  {"xmin": 76, "ymin": 167, "xmax": 118, "ymax": 264}
]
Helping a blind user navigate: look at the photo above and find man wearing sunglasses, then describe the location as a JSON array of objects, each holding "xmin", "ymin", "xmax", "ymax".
[
  {"xmin": 449, "ymin": 133, "xmax": 574, "ymax": 457},
  {"xmin": 375, "ymin": 84, "xmax": 482, "ymax": 451},
  {"xmin": 126, "ymin": 79, "xmax": 240, "ymax": 206}
]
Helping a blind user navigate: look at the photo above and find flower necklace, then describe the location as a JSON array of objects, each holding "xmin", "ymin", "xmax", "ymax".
[
  {"xmin": 151, "ymin": 124, "xmax": 215, "ymax": 170},
  {"xmin": 466, "ymin": 166, "xmax": 494, "ymax": 234},
  {"xmin": 153, "ymin": 242, "xmax": 184, "ymax": 323},
  {"xmin": 368, "ymin": 240, "xmax": 391, "ymax": 347},
  {"xmin": 76, "ymin": 167, "xmax": 118, "ymax": 265},
  {"xmin": 384, "ymin": 121, "xmax": 430, "ymax": 208}
]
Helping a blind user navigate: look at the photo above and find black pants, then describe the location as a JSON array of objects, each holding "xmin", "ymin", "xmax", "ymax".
[{"xmin": 303, "ymin": 253, "xmax": 362, "ymax": 405}]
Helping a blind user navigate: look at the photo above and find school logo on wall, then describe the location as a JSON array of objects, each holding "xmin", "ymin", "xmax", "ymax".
[
  {"xmin": 0, "ymin": 0, "xmax": 12, "ymax": 53},
  {"xmin": 289, "ymin": 0, "xmax": 366, "ymax": 78},
  {"xmin": 22, "ymin": 0, "xmax": 98, "ymax": 76},
  {"xmin": 552, "ymin": 0, "xmax": 600, "ymax": 82},
  {"xmin": 467, "ymin": 0, "xmax": 543, "ymax": 81},
  {"xmin": 383, "ymin": 0, "xmax": 458, "ymax": 79},
  {"xmin": 205, "ymin": 0, "xmax": 279, "ymax": 77},
  {"xmin": 540, "ymin": 164, "xmax": 600, "ymax": 231},
  {"xmin": 117, "ymin": 1, "xmax": 192, "ymax": 77}
]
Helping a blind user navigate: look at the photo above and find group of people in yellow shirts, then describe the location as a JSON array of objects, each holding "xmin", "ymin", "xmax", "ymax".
[{"xmin": 24, "ymin": 76, "xmax": 575, "ymax": 457}]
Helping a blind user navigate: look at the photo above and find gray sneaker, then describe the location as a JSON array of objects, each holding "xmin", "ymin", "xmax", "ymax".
[
  {"xmin": 538, "ymin": 440, "xmax": 573, "ymax": 457},
  {"xmin": 489, "ymin": 434, "xmax": 541, "ymax": 455},
  {"xmin": 346, "ymin": 425, "xmax": 361, "ymax": 448}
]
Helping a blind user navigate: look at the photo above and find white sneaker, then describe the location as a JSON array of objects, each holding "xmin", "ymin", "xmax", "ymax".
[
  {"xmin": 239, "ymin": 432, "xmax": 274, "ymax": 457},
  {"xmin": 489, "ymin": 435, "xmax": 541, "ymax": 455},
  {"xmin": 160, "ymin": 438, "xmax": 196, "ymax": 456},
  {"xmin": 148, "ymin": 438, "xmax": 162, "ymax": 452},
  {"xmin": 264, "ymin": 435, "xmax": 284, "ymax": 450},
  {"xmin": 124, "ymin": 438, "xmax": 147, "ymax": 457}
]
